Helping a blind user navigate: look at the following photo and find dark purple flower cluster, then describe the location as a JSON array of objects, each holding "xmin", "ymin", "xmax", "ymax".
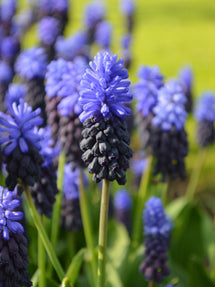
[{"xmin": 140, "ymin": 197, "xmax": 172, "ymax": 283}]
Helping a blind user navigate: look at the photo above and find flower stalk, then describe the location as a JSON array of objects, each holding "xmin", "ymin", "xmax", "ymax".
[
  {"xmin": 98, "ymin": 179, "xmax": 110, "ymax": 287},
  {"xmin": 38, "ymin": 216, "xmax": 46, "ymax": 287}
]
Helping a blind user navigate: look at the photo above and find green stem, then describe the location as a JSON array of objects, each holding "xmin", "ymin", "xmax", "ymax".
[
  {"xmin": 24, "ymin": 185, "xmax": 65, "ymax": 281},
  {"xmin": 132, "ymin": 156, "xmax": 153, "ymax": 248},
  {"xmin": 51, "ymin": 151, "xmax": 65, "ymax": 249},
  {"xmin": 38, "ymin": 216, "xmax": 46, "ymax": 287},
  {"xmin": 31, "ymin": 269, "xmax": 40, "ymax": 286},
  {"xmin": 148, "ymin": 280, "xmax": 155, "ymax": 287},
  {"xmin": 97, "ymin": 179, "xmax": 110, "ymax": 287},
  {"xmin": 186, "ymin": 148, "xmax": 207, "ymax": 201},
  {"xmin": 79, "ymin": 170, "xmax": 97, "ymax": 285}
]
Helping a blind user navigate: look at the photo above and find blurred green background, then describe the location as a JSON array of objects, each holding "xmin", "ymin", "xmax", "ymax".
[{"xmin": 19, "ymin": 0, "xmax": 215, "ymax": 210}]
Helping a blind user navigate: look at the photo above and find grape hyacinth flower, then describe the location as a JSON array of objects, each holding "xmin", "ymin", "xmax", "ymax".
[
  {"xmin": 0, "ymin": 99, "xmax": 44, "ymax": 190},
  {"xmin": 194, "ymin": 91, "xmax": 215, "ymax": 147},
  {"xmin": 139, "ymin": 197, "xmax": 172, "ymax": 284},
  {"xmin": 114, "ymin": 189, "xmax": 132, "ymax": 233},
  {"xmin": 133, "ymin": 65, "xmax": 164, "ymax": 150},
  {"xmin": 0, "ymin": 36, "xmax": 20, "ymax": 66},
  {"xmin": 30, "ymin": 127, "xmax": 59, "ymax": 218},
  {"xmin": 0, "ymin": 61, "xmax": 13, "ymax": 111},
  {"xmin": 38, "ymin": 16, "xmax": 60, "ymax": 61},
  {"xmin": 95, "ymin": 21, "xmax": 112, "ymax": 50},
  {"xmin": 61, "ymin": 164, "xmax": 88, "ymax": 231},
  {"xmin": 150, "ymin": 79, "xmax": 189, "ymax": 180},
  {"xmin": 83, "ymin": 0, "xmax": 106, "ymax": 44},
  {"xmin": 5, "ymin": 83, "xmax": 26, "ymax": 110},
  {"xmin": 0, "ymin": 0, "xmax": 17, "ymax": 35},
  {"xmin": 79, "ymin": 51, "xmax": 133, "ymax": 184},
  {"xmin": 15, "ymin": 47, "xmax": 48, "ymax": 125},
  {"xmin": 58, "ymin": 58, "xmax": 88, "ymax": 167},
  {"xmin": 119, "ymin": 0, "xmax": 135, "ymax": 33},
  {"xmin": 55, "ymin": 32, "xmax": 89, "ymax": 62},
  {"xmin": 178, "ymin": 66, "xmax": 193, "ymax": 112},
  {"xmin": 0, "ymin": 186, "xmax": 32, "ymax": 287}
]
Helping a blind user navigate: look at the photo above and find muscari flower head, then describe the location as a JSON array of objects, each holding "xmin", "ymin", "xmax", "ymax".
[
  {"xmin": 38, "ymin": 16, "xmax": 60, "ymax": 46},
  {"xmin": 95, "ymin": 21, "xmax": 112, "ymax": 49},
  {"xmin": 15, "ymin": 47, "xmax": 47, "ymax": 80},
  {"xmin": 0, "ymin": 61, "xmax": 13, "ymax": 84},
  {"xmin": 45, "ymin": 58, "xmax": 69, "ymax": 98},
  {"xmin": 63, "ymin": 164, "xmax": 88, "ymax": 200},
  {"xmin": 178, "ymin": 66, "xmax": 193, "ymax": 91},
  {"xmin": 120, "ymin": 0, "xmax": 135, "ymax": 16},
  {"xmin": 5, "ymin": 83, "xmax": 26, "ymax": 110},
  {"xmin": 0, "ymin": 99, "xmax": 43, "ymax": 156},
  {"xmin": 58, "ymin": 58, "xmax": 87, "ymax": 116},
  {"xmin": 0, "ymin": 186, "xmax": 24, "ymax": 240},
  {"xmin": 133, "ymin": 65, "xmax": 164, "ymax": 118},
  {"xmin": 114, "ymin": 189, "xmax": 132, "ymax": 211},
  {"xmin": 38, "ymin": 126, "xmax": 60, "ymax": 167},
  {"xmin": 79, "ymin": 51, "xmax": 132, "ymax": 122},
  {"xmin": 83, "ymin": 1, "xmax": 105, "ymax": 30},
  {"xmin": 152, "ymin": 79, "xmax": 187, "ymax": 131},
  {"xmin": 0, "ymin": 0, "xmax": 16, "ymax": 22},
  {"xmin": 0, "ymin": 36, "xmax": 20, "ymax": 62},
  {"xmin": 55, "ymin": 32, "xmax": 88, "ymax": 61},
  {"xmin": 194, "ymin": 91, "xmax": 215, "ymax": 122},
  {"xmin": 121, "ymin": 34, "xmax": 132, "ymax": 50},
  {"xmin": 38, "ymin": 0, "xmax": 68, "ymax": 13},
  {"xmin": 140, "ymin": 196, "xmax": 172, "ymax": 283}
]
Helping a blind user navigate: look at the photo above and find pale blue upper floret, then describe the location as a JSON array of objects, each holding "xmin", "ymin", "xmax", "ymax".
[
  {"xmin": 133, "ymin": 65, "xmax": 164, "ymax": 118},
  {"xmin": 38, "ymin": 0, "xmax": 68, "ymax": 13},
  {"xmin": 178, "ymin": 65, "xmax": 193, "ymax": 91},
  {"xmin": 0, "ymin": 99, "xmax": 43, "ymax": 155},
  {"xmin": 95, "ymin": 21, "xmax": 112, "ymax": 49},
  {"xmin": 5, "ymin": 83, "xmax": 26, "ymax": 110},
  {"xmin": 114, "ymin": 189, "xmax": 132, "ymax": 211},
  {"xmin": 0, "ymin": 0, "xmax": 16, "ymax": 22},
  {"xmin": 143, "ymin": 196, "xmax": 172, "ymax": 238},
  {"xmin": 194, "ymin": 91, "xmax": 215, "ymax": 122},
  {"xmin": 58, "ymin": 58, "xmax": 87, "ymax": 116},
  {"xmin": 79, "ymin": 51, "xmax": 133, "ymax": 122},
  {"xmin": 0, "ymin": 187, "xmax": 24, "ymax": 241},
  {"xmin": 0, "ymin": 61, "xmax": 13, "ymax": 84},
  {"xmin": 119, "ymin": 0, "xmax": 135, "ymax": 16},
  {"xmin": 152, "ymin": 79, "xmax": 187, "ymax": 131},
  {"xmin": 38, "ymin": 16, "xmax": 60, "ymax": 46},
  {"xmin": 15, "ymin": 47, "xmax": 47, "ymax": 80},
  {"xmin": 83, "ymin": 1, "xmax": 106, "ymax": 29}
]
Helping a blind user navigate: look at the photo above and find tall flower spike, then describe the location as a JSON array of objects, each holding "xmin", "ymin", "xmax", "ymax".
[
  {"xmin": 194, "ymin": 91, "xmax": 215, "ymax": 147},
  {"xmin": 0, "ymin": 61, "xmax": 13, "ymax": 111},
  {"xmin": 45, "ymin": 58, "xmax": 69, "ymax": 143},
  {"xmin": 38, "ymin": 16, "xmax": 60, "ymax": 61},
  {"xmin": 58, "ymin": 58, "xmax": 87, "ymax": 167},
  {"xmin": 15, "ymin": 47, "xmax": 48, "ymax": 125},
  {"xmin": 114, "ymin": 189, "xmax": 132, "ymax": 233},
  {"xmin": 61, "ymin": 164, "xmax": 88, "ymax": 232},
  {"xmin": 29, "ymin": 126, "xmax": 59, "ymax": 217},
  {"xmin": 140, "ymin": 197, "xmax": 172, "ymax": 284},
  {"xmin": 79, "ymin": 51, "xmax": 133, "ymax": 184},
  {"xmin": 0, "ymin": 99, "xmax": 44, "ymax": 190},
  {"xmin": 133, "ymin": 65, "xmax": 164, "ymax": 150},
  {"xmin": 150, "ymin": 79, "xmax": 189, "ymax": 181},
  {"xmin": 178, "ymin": 66, "xmax": 193, "ymax": 113},
  {"xmin": 0, "ymin": 186, "xmax": 32, "ymax": 287}
]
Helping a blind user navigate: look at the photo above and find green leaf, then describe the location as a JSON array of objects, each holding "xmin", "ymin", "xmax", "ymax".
[
  {"xmin": 166, "ymin": 197, "xmax": 188, "ymax": 219},
  {"xmin": 66, "ymin": 248, "xmax": 86, "ymax": 284},
  {"xmin": 106, "ymin": 258, "xmax": 123, "ymax": 287},
  {"xmin": 188, "ymin": 257, "xmax": 215, "ymax": 287}
]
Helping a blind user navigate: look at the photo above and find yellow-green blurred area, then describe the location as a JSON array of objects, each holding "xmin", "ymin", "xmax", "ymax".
[{"xmin": 19, "ymin": 0, "xmax": 215, "ymax": 209}]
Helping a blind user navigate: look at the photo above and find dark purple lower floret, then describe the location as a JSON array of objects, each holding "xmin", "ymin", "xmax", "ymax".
[
  {"xmin": 59, "ymin": 112, "xmax": 86, "ymax": 168},
  {"xmin": 30, "ymin": 163, "xmax": 59, "ymax": 218},
  {"xmin": 150, "ymin": 127, "xmax": 188, "ymax": 181},
  {"xmin": 139, "ymin": 235, "xmax": 170, "ymax": 283},
  {"xmin": 25, "ymin": 77, "xmax": 47, "ymax": 126},
  {"xmin": 197, "ymin": 120, "xmax": 215, "ymax": 147},
  {"xmin": 80, "ymin": 115, "xmax": 133, "ymax": 185},
  {"xmin": 4, "ymin": 144, "xmax": 44, "ymax": 191},
  {"xmin": 0, "ymin": 232, "xmax": 32, "ymax": 287},
  {"xmin": 61, "ymin": 197, "xmax": 82, "ymax": 232}
]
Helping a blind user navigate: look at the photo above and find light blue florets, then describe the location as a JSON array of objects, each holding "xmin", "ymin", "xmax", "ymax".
[
  {"xmin": 0, "ymin": 187, "xmax": 24, "ymax": 241},
  {"xmin": 0, "ymin": 61, "xmax": 13, "ymax": 83},
  {"xmin": 79, "ymin": 51, "xmax": 132, "ymax": 122},
  {"xmin": 152, "ymin": 79, "xmax": 187, "ymax": 131},
  {"xmin": 114, "ymin": 189, "xmax": 132, "ymax": 211},
  {"xmin": 95, "ymin": 21, "xmax": 112, "ymax": 49},
  {"xmin": 83, "ymin": 1, "xmax": 105, "ymax": 29},
  {"xmin": 194, "ymin": 91, "xmax": 215, "ymax": 122},
  {"xmin": 133, "ymin": 65, "xmax": 164, "ymax": 117},
  {"xmin": 0, "ymin": 99, "xmax": 43, "ymax": 155},
  {"xmin": 38, "ymin": 16, "xmax": 59, "ymax": 45},
  {"xmin": 15, "ymin": 47, "xmax": 47, "ymax": 80},
  {"xmin": 5, "ymin": 83, "xmax": 26, "ymax": 110},
  {"xmin": 143, "ymin": 197, "xmax": 172, "ymax": 238}
]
